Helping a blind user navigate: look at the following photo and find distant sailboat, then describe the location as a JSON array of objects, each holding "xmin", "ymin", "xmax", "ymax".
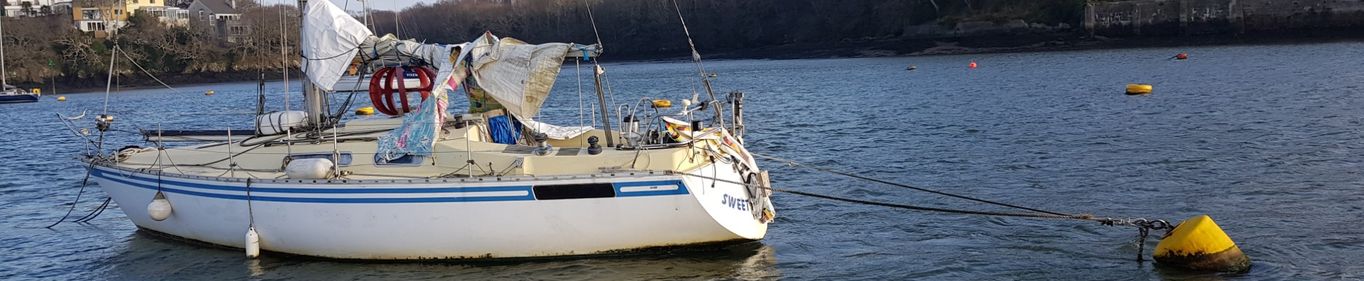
[{"xmin": 0, "ymin": 16, "xmax": 38, "ymax": 104}]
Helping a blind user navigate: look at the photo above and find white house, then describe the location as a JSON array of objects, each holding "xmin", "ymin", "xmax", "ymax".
[
  {"xmin": 139, "ymin": 5, "xmax": 189, "ymax": 27},
  {"xmin": 3, "ymin": 0, "xmax": 61, "ymax": 17}
]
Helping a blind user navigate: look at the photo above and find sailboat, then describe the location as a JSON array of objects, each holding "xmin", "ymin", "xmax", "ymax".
[
  {"xmin": 75, "ymin": 0, "xmax": 773, "ymax": 259},
  {"xmin": 0, "ymin": 16, "xmax": 38, "ymax": 104}
]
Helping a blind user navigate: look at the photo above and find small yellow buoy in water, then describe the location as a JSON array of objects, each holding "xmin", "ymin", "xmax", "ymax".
[
  {"xmin": 355, "ymin": 106, "xmax": 375, "ymax": 115},
  {"xmin": 1126, "ymin": 84, "xmax": 1153, "ymax": 95},
  {"xmin": 1154, "ymin": 215, "xmax": 1251, "ymax": 272},
  {"xmin": 651, "ymin": 99, "xmax": 672, "ymax": 108},
  {"xmin": 204, "ymin": 90, "xmax": 215, "ymax": 96},
  {"xmin": 245, "ymin": 226, "xmax": 261, "ymax": 258},
  {"xmin": 56, "ymin": 96, "xmax": 66, "ymax": 101}
]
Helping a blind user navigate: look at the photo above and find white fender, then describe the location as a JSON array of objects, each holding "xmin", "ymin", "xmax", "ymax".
[
  {"xmin": 147, "ymin": 191, "xmax": 172, "ymax": 221},
  {"xmin": 245, "ymin": 227, "xmax": 261, "ymax": 258}
]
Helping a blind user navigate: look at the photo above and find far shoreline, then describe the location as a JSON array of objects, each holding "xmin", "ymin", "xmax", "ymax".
[{"xmin": 43, "ymin": 32, "xmax": 1364, "ymax": 94}]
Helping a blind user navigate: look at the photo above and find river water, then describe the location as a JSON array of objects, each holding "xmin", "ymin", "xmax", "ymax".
[{"xmin": 4, "ymin": 42, "xmax": 1364, "ymax": 280}]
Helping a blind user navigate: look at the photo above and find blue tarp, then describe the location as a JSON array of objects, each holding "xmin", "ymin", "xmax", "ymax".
[{"xmin": 488, "ymin": 115, "xmax": 522, "ymax": 144}]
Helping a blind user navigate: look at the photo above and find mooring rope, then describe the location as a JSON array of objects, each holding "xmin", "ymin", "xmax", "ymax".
[
  {"xmin": 749, "ymin": 152, "xmax": 1078, "ymax": 217},
  {"xmin": 45, "ymin": 162, "xmax": 96, "ymax": 228},
  {"xmin": 678, "ymin": 152, "xmax": 1178, "ymax": 261},
  {"xmin": 73, "ymin": 197, "xmax": 110, "ymax": 223}
]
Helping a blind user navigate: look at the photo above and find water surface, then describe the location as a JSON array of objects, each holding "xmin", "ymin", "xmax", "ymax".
[{"xmin": 4, "ymin": 42, "xmax": 1364, "ymax": 280}]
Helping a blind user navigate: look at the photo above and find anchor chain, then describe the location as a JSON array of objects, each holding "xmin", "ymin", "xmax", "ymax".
[{"xmin": 1097, "ymin": 218, "xmax": 1177, "ymax": 261}]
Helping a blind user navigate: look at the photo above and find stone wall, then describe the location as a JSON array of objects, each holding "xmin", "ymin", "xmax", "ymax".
[{"xmin": 1085, "ymin": 0, "xmax": 1364, "ymax": 36}]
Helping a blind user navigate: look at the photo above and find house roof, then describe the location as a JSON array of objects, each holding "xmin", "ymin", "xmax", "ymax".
[{"xmin": 193, "ymin": 0, "xmax": 237, "ymax": 14}]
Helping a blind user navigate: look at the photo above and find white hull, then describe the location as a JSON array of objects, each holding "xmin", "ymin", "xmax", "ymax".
[{"xmin": 90, "ymin": 161, "xmax": 768, "ymax": 259}]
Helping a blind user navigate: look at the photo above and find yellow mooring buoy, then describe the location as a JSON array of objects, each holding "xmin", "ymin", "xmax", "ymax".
[
  {"xmin": 1153, "ymin": 215, "xmax": 1251, "ymax": 272},
  {"xmin": 355, "ymin": 106, "xmax": 375, "ymax": 116},
  {"xmin": 56, "ymin": 96, "xmax": 66, "ymax": 101},
  {"xmin": 1126, "ymin": 84, "xmax": 1153, "ymax": 95}
]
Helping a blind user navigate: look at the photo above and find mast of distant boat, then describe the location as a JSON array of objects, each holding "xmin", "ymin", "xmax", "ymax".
[{"xmin": 1, "ymin": 13, "xmax": 8, "ymax": 89}]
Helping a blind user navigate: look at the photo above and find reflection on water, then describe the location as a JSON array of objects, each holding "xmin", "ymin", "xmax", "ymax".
[{"xmin": 101, "ymin": 231, "xmax": 779, "ymax": 280}]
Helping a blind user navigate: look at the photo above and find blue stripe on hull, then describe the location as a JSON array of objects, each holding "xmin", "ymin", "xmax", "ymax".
[
  {"xmin": 90, "ymin": 167, "xmax": 689, "ymax": 204},
  {"xmin": 0, "ymin": 94, "xmax": 38, "ymax": 103}
]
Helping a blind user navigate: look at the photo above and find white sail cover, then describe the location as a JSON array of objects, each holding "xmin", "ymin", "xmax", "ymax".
[
  {"xmin": 300, "ymin": 0, "xmax": 373, "ymax": 92},
  {"xmin": 460, "ymin": 33, "xmax": 601, "ymax": 139},
  {"xmin": 467, "ymin": 35, "xmax": 569, "ymax": 123}
]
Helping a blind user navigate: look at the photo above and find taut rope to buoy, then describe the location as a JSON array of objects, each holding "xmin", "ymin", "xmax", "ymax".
[{"xmin": 680, "ymin": 152, "xmax": 1249, "ymax": 271}]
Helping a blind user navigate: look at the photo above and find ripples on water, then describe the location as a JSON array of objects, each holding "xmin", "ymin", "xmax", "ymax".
[{"xmin": 4, "ymin": 42, "xmax": 1364, "ymax": 280}]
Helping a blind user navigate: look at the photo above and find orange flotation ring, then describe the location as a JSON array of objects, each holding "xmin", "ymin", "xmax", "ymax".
[{"xmin": 368, "ymin": 66, "xmax": 436, "ymax": 116}]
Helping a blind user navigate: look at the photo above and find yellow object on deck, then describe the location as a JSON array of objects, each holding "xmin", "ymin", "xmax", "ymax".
[
  {"xmin": 1126, "ymin": 84, "xmax": 1153, "ymax": 95},
  {"xmin": 355, "ymin": 106, "xmax": 376, "ymax": 116},
  {"xmin": 651, "ymin": 99, "xmax": 672, "ymax": 108},
  {"xmin": 56, "ymin": 96, "xmax": 66, "ymax": 101},
  {"xmin": 1153, "ymin": 215, "xmax": 1251, "ymax": 272}
]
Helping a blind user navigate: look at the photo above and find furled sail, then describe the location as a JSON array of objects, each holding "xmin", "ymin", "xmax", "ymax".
[
  {"xmin": 357, "ymin": 34, "xmax": 451, "ymax": 69},
  {"xmin": 300, "ymin": 0, "xmax": 373, "ymax": 92}
]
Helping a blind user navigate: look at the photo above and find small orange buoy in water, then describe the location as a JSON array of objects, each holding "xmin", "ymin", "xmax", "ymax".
[
  {"xmin": 968, "ymin": 61, "xmax": 978, "ymax": 69},
  {"xmin": 1174, "ymin": 53, "xmax": 1189, "ymax": 60}
]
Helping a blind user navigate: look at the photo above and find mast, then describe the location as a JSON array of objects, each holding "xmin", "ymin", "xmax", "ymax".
[
  {"xmin": 361, "ymin": 0, "xmax": 372, "ymax": 31},
  {"xmin": 592, "ymin": 65, "xmax": 613, "ymax": 147},
  {"xmin": 299, "ymin": 0, "xmax": 326, "ymax": 132},
  {"xmin": 1, "ymin": 15, "xmax": 7, "ymax": 88}
]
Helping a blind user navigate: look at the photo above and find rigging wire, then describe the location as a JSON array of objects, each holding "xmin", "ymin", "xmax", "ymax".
[
  {"xmin": 668, "ymin": 0, "xmax": 725, "ymax": 131},
  {"xmin": 580, "ymin": 0, "xmax": 604, "ymax": 51},
  {"xmin": 101, "ymin": 45, "xmax": 117, "ymax": 117},
  {"xmin": 279, "ymin": 0, "xmax": 294, "ymax": 153},
  {"xmin": 116, "ymin": 47, "xmax": 182, "ymax": 94}
]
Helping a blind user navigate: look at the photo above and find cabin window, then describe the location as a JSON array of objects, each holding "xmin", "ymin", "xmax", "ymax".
[
  {"xmin": 533, "ymin": 183, "xmax": 616, "ymax": 200},
  {"xmin": 375, "ymin": 154, "xmax": 424, "ymax": 166}
]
